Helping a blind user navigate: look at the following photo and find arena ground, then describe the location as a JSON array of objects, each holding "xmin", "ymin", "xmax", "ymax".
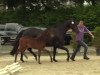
[{"xmin": 0, "ymin": 45, "xmax": 100, "ymax": 75}]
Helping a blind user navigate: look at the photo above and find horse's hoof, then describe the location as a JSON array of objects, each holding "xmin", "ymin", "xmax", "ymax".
[
  {"xmin": 20, "ymin": 59, "xmax": 25, "ymax": 62},
  {"xmin": 35, "ymin": 57, "xmax": 37, "ymax": 61},
  {"xmin": 50, "ymin": 58, "xmax": 53, "ymax": 62},
  {"xmin": 51, "ymin": 60, "xmax": 53, "ymax": 62},
  {"xmin": 22, "ymin": 61, "xmax": 25, "ymax": 63},
  {"xmin": 66, "ymin": 58, "xmax": 69, "ymax": 61},
  {"xmin": 38, "ymin": 62, "xmax": 42, "ymax": 64},
  {"xmin": 10, "ymin": 52, "xmax": 14, "ymax": 56},
  {"xmin": 70, "ymin": 57, "xmax": 75, "ymax": 61},
  {"xmin": 53, "ymin": 59, "xmax": 58, "ymax": 62}
]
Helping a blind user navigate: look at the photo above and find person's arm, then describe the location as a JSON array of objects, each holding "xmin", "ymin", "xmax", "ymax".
[
  {"xmin": 88, "ymin": 31, "xmax": 94, "ymax": 38},
  {"xmin": 84, "ymin": 26, "xmax": 94, "ymax": 38}
]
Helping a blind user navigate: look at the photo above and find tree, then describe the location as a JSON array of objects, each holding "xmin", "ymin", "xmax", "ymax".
[
  {"xmin": 86, "ymin": 0, "xmax": 100, "ymax": 6},
  {"xmin": 71, "ymin": 0, "xmax": 84, "ymax": 6}
]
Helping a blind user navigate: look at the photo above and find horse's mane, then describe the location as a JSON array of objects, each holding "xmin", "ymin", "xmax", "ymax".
[
  {"xmin": 49, "ymin": 21, "xmax": 67, "ymax": 28},
  {"xmin": 49, "ymin": 20, "xmax": 73, "ymax": 29}
]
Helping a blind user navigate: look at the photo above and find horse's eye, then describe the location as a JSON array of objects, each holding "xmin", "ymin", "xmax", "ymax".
[{"xmin": 72, "ymin": 21, "xmax": 74, "ymax": 24}]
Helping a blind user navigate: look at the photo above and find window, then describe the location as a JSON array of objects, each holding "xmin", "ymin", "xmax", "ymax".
[{"xmin": 0, "ymin": 25, "xmax": 5, "ymax": 31}]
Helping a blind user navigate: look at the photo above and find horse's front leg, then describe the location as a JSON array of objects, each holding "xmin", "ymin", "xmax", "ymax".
[
  {"xmin": 38, "ymin": 50, "xmax": 41, "ymax": 64},
  {"xmin": 58, "ymin": 46, "xmax": 70, "ymax": 61},
  {"xmin": 43, "ymin": 49, "xmax": 53, "ymax": 62},
  {"xmin": 53, "ymin": 46, "xmax": 58, "ymax": 62}
]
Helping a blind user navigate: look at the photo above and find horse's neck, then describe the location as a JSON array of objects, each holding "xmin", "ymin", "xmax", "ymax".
[{"xmin": 57, "ymin": 22, "xmax": 69, "ymax": 34}]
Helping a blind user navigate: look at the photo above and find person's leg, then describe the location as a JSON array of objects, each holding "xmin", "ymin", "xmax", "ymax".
[
  {"xmin": 70, "ymin": 41, "xmax": 81, "ymax": 61},
  {"xmin": 80, "ymin": 41, "xmax": 89, "ymax": 60}
]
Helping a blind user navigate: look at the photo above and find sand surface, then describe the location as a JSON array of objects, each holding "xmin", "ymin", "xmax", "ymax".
[{"xmin": 0, "ymin": 54, "xmax": 100, "ymax": 75}]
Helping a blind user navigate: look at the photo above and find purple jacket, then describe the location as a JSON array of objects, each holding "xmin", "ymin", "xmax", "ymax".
[{"xmin": 76, "ymin": 25, "xmax": 89, "ymax": 41}]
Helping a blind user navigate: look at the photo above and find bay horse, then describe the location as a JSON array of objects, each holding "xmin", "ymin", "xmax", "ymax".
[
  {"xmin": 15, "ymin": 29, "xmax": 53, "ymax": 64},
  {"xmin": 11, "ymin": 20, "xmax": 79, "ymax": 62},
  {"xmin": 11, "ymin": 28, "xmax": 43, "ymax": 61}
]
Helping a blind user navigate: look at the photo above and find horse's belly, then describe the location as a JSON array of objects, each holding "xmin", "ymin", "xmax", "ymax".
[{"xmin": 28, "ymin": 42, "xmax": 45, "ymax": 50}]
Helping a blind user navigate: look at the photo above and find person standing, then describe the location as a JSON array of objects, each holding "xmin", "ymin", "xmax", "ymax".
[{"xmin": 70, "ymin": 20, "xmax": 94, "ymax": 61}]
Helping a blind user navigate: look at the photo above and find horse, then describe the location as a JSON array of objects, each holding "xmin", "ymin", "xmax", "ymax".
[
  {"xmin": 15, "ymin": 29, "xmax": 53, "ymax": 64},
  {"xmin": 10, "ymin": 28, "xmax": 43, "ymax": 61},
  {"xmin": 10, "ymin": 20, "xmax": 79, "ymax": 62}
]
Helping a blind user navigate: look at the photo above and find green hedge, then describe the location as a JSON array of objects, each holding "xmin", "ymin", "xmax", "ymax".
[
  {"xmin": 0, "ymin": 5, "xmax": 100, "ymax": 29},
  {"xmin": 92, "ymin": 27, "xmax": 100, "ymax": 48}
]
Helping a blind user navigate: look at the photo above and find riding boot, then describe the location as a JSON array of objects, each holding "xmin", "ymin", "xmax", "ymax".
[
  {"xmin": 70, "ymin": 54, "xmax": 75, "ymax": 61},
  {"xmin": 70, "ymin": 48, "xmax": 80, "ymax": 61},
  {"xmin": 83, "ymin": 48, "xmax": 89, "ymax": 60},
  {"xmin": 70, "ymin": 49, "xmax": 77, "ymax": 61},
  {"xmin": 84, "ymin": 52, "xmax": 90, "ymax": 60}
]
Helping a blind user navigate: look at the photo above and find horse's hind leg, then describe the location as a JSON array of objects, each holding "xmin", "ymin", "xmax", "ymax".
[
  {"xmin": 44, "ymin": 49, "xmax": 53, "ymax": 62},
  {"xmin": 20, "ymin": 53, "xmax": 24, "ymax": 62},
  {"xmin": 27, "ymin": 48, "xmax": 37, "ymax": 61},
  {"xmin": 53, "ymin": 46, "xmax": 58, "ymax": 62},
  {"xmin": 38, "ymin": 50, "xmax": 41, "ymax": 64},
  {"xmin": 15, "ymin": 50, "xmax": 19, "ymax": 62},
  {"xmin": 58, "ymin": 46, "xmax": 70, "ymax": 61},
  {"xmin": 20, "ymin": 52, "xmax": 28, "ymax": 62}
]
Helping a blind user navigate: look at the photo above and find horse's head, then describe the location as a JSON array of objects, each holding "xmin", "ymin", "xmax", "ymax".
[{"xmin": 68, "ymin": 20, "xmax": 79, "ymax": 33}]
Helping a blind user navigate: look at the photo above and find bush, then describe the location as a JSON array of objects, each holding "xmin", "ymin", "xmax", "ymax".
[
  {"xmin": 92, "ymin": 27, "xmax": 100, "ymax": 48},
  {"xmin": 70, "ymin": 32, "xmax": 77, "ymax": 49},
  {"xmin": 0, "ymin": 5, "xmax": 100, "ymax": 29}
]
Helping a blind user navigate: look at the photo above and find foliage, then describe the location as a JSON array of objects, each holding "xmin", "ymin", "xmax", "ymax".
[
  {"xmin": 1, "ymin": 0, "xmax": 100, "ymax": 11},
  {"xmin": 70, "ymin": 32, "xmax": 77, "ymax": 49},
  {"xmin": 72, "ymin": 5, "xmax": 100, "ymax": 30},
  {"xmin": 0, "ymin": 4, "xmax": 100, "ymax": 29},
  {"xmin": 92, "ymin": 27, "xmax": 100, "ymax": 48}
]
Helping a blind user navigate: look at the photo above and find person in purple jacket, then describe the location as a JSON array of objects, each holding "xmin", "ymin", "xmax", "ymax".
[{"xmin": 70, "ymin": 20, "xmax": 94, "ymax": 61}]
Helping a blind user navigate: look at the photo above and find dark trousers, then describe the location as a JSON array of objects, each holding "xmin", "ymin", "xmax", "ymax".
[{"xmin": 71, "ymin": 40, "xmax": 88, "ymax": 59}]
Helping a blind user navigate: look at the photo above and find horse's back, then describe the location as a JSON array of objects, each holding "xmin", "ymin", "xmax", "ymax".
[
  {"xmin": 22, "ymin": 28, "xmax": 43, "ymax": 37},
  {"xmin": 20, "ymin": 36, "xmax": 45, "ymax": 49}
]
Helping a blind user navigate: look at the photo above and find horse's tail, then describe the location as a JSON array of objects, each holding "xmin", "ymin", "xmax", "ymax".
[{"xmin": 10, "ymin": 30, "xmax": 25, "ymax": 56}]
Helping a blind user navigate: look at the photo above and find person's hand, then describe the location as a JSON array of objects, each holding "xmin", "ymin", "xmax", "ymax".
[{"xmin": 91, "ymin": 35, "xmax": 94, "ymax": 39}]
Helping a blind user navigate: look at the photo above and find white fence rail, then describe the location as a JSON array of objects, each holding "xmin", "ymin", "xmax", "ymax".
[{"xmin": 0, "ymin": 62, "xmax": 22, "ymax": 75}]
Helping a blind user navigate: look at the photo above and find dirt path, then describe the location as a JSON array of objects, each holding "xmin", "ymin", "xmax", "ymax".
[{"xmin": 0, "ymin": 54, "xmax": 100, "ymax": 75}]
